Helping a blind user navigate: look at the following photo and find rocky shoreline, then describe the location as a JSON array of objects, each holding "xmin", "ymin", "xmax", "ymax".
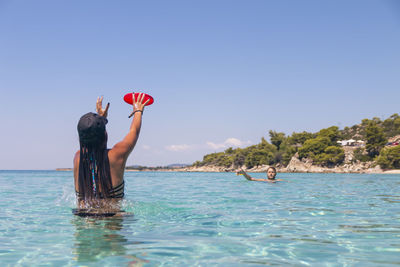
[
  {"xmin": 56, "ymin": 153, "xmax": 400, "ymax": 174},
  {"xmin": 178, "ymin": 163, "xmax": 386, "ymax": 174},
  {"xmin": 171, "ymin": 151, "xmax": 400, "ymax": 174}
]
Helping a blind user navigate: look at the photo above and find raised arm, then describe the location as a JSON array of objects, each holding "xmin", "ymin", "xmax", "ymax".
[
  {"xmin": 110, "ymin": 93, "xmax": 150, "ymax": 161},
  {"xmin": 237, "ymin": 168, "xmax": 270, "ymax": 182},
  {"xmin": 237, "ymin": 169, "xmax": 255, "ymax": 181}
]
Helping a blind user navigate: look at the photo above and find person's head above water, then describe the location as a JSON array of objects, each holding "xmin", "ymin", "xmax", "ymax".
[
  {"xmin": 266, "ymin": 167, "xmax": 277, "ymax": 180},
  {"xmin": 77, "ymin": 112, "xmax": 108, "ymax": 148}
]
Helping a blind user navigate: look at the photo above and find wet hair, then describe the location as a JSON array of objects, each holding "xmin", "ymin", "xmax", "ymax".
[
  {"xmin": 77, "ymin": 113, "xmax": 113, "ymax": 201},
  {"xmin": 267, "ymin": 166, "xmax": 276, "ymax": 173}
]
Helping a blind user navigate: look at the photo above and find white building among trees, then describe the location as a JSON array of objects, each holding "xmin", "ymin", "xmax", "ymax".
[{"xmin": 337, "ymin": 139, "xmax": 365, "ymax": 146}]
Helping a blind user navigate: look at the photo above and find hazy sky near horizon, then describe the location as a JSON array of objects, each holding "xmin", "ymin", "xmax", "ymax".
[{"xmin": 1, "ymin": 0, "xmax": 400, "ymax": 169}]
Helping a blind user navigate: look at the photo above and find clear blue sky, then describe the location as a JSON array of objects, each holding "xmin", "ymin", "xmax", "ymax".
[{"xmin": 1, "ymin": 0, "xmax": 399, "ymax": 169}]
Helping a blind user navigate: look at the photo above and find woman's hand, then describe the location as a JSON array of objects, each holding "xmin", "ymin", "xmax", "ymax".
[
  {"xmin": 236, "ymin": 169, "xmax": 246, "ymax": 176},
  {"xmin": 129, "ymin": 92, "xmax": 150, "ymax": 118},
  {"xmin": 96, "ymin": 96, "xmax": 110, "ymax": 118}
]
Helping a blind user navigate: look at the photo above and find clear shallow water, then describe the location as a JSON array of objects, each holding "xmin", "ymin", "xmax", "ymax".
[{"xmin": 0, "ymin": 171, "xmax": 399, "ymax": 266}]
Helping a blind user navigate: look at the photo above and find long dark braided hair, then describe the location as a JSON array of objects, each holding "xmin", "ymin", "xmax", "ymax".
[{"xmin": 77, "ymin": 112, "xmax": 113, "ymax": 201}]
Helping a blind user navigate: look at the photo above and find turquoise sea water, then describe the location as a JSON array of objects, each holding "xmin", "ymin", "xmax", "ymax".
[{"xmin": 0, "ymin": 170, "xmax": 399, "ymax": 266}]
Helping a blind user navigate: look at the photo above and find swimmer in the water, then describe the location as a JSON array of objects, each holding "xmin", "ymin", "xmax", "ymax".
[
  {"xmin": 236, "ymin": 166, "xmax": 283, "ymax": 183},
  {"xmin": 73, "ymin": 93, "xmax": 149, "ymax": 216}
]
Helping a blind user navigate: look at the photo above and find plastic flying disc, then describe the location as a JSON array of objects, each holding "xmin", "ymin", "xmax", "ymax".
[{"xmin": 123, "ymin": 93, "xmax": 154, "ymax": 106}]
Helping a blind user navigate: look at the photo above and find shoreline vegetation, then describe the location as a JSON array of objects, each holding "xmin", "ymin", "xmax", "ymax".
[{"xmin": 58, "ymin": 114, "xmax": 400, "ymax": 174}]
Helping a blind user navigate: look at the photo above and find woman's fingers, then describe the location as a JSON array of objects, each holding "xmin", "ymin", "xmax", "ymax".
[
  {"xmin": 96, "ymin": 96, "xmax": 109, "ymax": 117},
  {"xmin": 133, "ymin": 92, "xmax": 148, "ymax": 105},
  {"xmin": 104, "ymin": 102, "xmax": 110, "ymax": 114},
  {"xmin": 134, "ymin": 92, "xmax": 144, "ymax": 105},
  {"xmin": 131, "ymin": 92, "xmax": 137, "ymax": 109},
  {"xmin": 96, "ymin": 96, "xmax": 103, "ymax": 113}
]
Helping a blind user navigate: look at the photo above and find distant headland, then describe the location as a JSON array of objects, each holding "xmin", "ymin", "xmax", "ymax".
[{"xmin": 184, "ymin": 114, "xmax": 400, "ymax": 174}]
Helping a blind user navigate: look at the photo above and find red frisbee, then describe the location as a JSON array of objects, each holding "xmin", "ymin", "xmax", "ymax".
[{"xmin": 123, "ymin": 93, "xmax": 154, "ymax": 106}]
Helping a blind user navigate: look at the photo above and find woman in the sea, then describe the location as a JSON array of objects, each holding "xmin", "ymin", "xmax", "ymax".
[
  {"xmin": 73, "ymin": 93, "xmax": 149, "ymax": 216},
  {"xmin": 236, "ymin": 166, "xmax": 283, "ymax": 183}
]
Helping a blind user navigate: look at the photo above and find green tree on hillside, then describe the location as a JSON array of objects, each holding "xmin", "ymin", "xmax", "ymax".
[
  {"xmin": 281, "ymin": 146, "xmax": 297, "ymax": 165},
  {"xmin": 268, "ymin": 131, "xmax": 298, "ymax": 165},
  {"xmin": 317, "ymin": 126, "xmax": 341, "ymax": 145},
  {"xmin": 245, "ymin": 149, "xmax": 275, "ymax": 168},
  {"xmin": 233, "ymin": 148, "xmax": 246, "ymax": 167},
  {"xmin": 298, "ymin": 126, "xmax": 345, "ymax": 166},
  {"xmin": 298, "ymin": 137, "xmax": 330, "ymax": 159},
  {"xmin": 377, "ymin": 145, "xmax": 400, "ymax": 169},
  {"xmin": 314, "ymin": 146, "xmax": 345, "ymax": 166},
  {"xmin": 288, "ymin": 131, "xmax": 315, "ymax": 146},
  {"xmin": 382, "ymin": 113, "xmax": 400, "ymax": 137},
  {"xmin": 365, "ymin": 121, "xmax": 387, "ymax": 158},
  {"xmin": 269, "ymin": 131, "xmax": 286, "ymax": 150},
  {"xmin": 225, "ymin": 147, "xmax": 234, "ymax": 154},
  {"xmin": 242, "ymin": 138, "xmax": 278, "ymax": 168},
  {"xmin": 341, "ymin": 125, "xmax": 360, "ymax": 140}
]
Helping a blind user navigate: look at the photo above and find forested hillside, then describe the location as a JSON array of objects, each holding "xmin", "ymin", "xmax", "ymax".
[{"xmin": 193, "ymin": 114, "xmax": 400, "ymax": 170}]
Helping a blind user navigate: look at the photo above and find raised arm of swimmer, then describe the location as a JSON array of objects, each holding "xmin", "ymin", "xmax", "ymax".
[
  {"xmin": 237, "ymin": 169, "xmax": 256, "ymax": 181},
  {"xmin": 110, "ymin": 93, "xmax": 150, "ymax": 160}
]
